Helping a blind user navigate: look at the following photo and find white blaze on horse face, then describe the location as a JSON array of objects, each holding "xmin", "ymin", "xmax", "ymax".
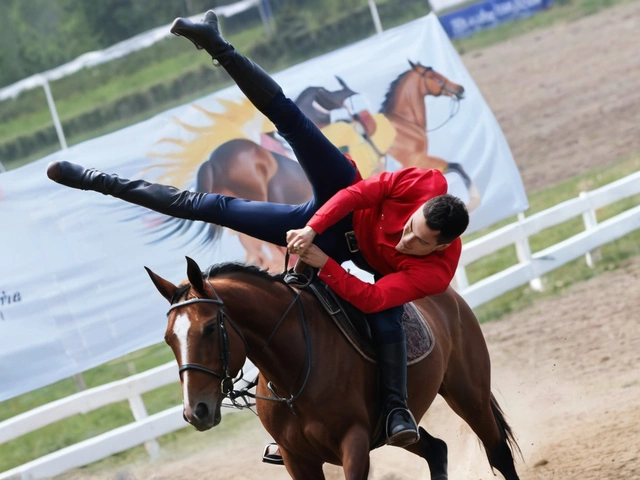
[{"xmin": 173, "ymin": 313, "xmax": 193, "ymax": 406}]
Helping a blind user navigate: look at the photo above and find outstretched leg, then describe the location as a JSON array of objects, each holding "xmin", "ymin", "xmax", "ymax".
[
  {"xmin": 171, "ymin": 11, "xmax": 358, "ymax": 203},
  {"xmin": 279, "ymin": 448, "xmax": 326, "ymax": 480},
  {"xmin": 46, "ymin": 161, "xmax": 313, "ymax": 247},
  {"xmin": 404, "ymin": 426, "xmax": 448, "ymax": 480},
  {"xmin": 341, "ymin": 427, "xmax": 371, "ymax": 480}
]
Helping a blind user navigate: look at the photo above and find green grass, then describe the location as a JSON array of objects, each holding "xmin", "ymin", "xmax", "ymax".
[{"xmin": 465, "ymin": 152, "xmax": 640, "ymax": 323}]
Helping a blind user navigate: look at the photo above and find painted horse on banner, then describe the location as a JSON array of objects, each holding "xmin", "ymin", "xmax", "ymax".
[
  {"xmin": 380, "ymin": 61, "xmax": 481, "ymax": 210},
  {"xmin": 146, "ymin": 258, "xmax": 521, "ymax": 479}
]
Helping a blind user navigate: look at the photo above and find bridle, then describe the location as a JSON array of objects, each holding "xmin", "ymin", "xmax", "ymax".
[
  {"xmin": 167, "ymin": 267, "xmax": 313, "ymax": 411},
  {"xmin": 420, "ymin": 66, "xmax": 447, "ymax": 97}
]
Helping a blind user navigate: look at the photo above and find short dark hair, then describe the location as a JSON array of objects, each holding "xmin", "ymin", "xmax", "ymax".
[{"xmin": 422, "ymin": 194, "xmax": 469, "ymax": 244}]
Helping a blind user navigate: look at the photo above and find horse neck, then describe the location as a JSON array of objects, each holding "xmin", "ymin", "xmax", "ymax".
[
  {"xmin": 388, "ymin": 73, "xmax": 427, "ymax": 129},
  {"xmin": 215, "ymin": 275, "xmax": 309, "ymax": 389}
]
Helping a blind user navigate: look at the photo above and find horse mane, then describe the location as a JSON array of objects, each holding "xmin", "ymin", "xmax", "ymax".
[
  {"xmin": 173, "ymin": 262, "xmax": 285, "ymax": 302},
  {"xmin": 379, "ymin": 70, "xmax": 410, "ymax": 114},
  {"xmin": 205, "ymin": 262, "xmax": 285, "ymax": 284}
]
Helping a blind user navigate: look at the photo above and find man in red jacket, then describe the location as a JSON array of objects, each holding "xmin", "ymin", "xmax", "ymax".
[{"xmin": 47, "ymin": 10, "xmax": 469, "ymax": 453}]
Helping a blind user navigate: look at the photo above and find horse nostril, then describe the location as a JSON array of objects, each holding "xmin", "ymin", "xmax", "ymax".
[{"xmin": 194, "ymin": 402, "xmax": 209, "ymax": 420}]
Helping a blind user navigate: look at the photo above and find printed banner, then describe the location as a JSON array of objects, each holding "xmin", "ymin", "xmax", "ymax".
[
  {"xmin": 439, "ymin": 0, "xmax": 553, "ymax": 39},
  {"xmin": 0, "ymin": 13, "xmax": 527, "ymax": 400}
]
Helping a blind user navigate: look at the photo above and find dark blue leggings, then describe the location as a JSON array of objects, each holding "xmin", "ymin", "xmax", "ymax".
[{"xmin": 194, "ymin": 91, "xmax": 360, "ymax": 263}]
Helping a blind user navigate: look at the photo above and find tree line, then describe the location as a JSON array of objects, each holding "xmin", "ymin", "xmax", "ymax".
[
  {"xmin": 0, "ymin": 0, "xmax": 371, "ymax": 89},
  {"xmin": 0, "ymin": 0, "xmax": 244, "ymax": 88}
]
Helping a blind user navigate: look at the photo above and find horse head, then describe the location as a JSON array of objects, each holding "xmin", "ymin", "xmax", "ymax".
[
  {"xmin": 408, "ymin": 60, "xmax": 465, "ymax": 100},
  {"xmin": 295, "ymin": 78, "xmax": 359, "ymax": 128},
  {"xmin": 145, "ymin": 257, "xmax": 248, "ymax": 431}
]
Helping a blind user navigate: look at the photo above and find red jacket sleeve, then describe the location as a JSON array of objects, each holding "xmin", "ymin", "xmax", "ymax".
[
  {"xmin": 318, "ymin": 239, "xmax": 460, "ymax": 313},
  {"xmin": 308, "ymin": 168, "xmax": 447, "ymax": 234}
]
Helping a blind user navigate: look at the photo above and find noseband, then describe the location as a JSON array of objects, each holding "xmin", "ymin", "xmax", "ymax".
[{"xmin": 167, "ymin": 289, "xmax": 246, "ymax": 396}]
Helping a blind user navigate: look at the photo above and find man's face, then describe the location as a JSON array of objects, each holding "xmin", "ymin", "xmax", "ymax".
[{"xmin": 395, "ymin": 207, "xmax": 451, "ymax": 256}]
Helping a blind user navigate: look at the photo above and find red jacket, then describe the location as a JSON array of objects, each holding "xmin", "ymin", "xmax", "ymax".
[{"xmin": 307, "ymin": 167, "xmax": 462, "ymax": 313}]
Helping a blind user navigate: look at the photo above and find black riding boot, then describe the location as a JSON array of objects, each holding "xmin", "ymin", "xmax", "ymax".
[
  {"xmin": 47, "ymin": 161, "xmax": 205, "ymax": 219},
  {"xmin": 377, "ymin": 339, "xmax": 420, "ymax": 447},
  {"xmin": 171, "ymin": 10, "xmax": 281, "ymax": 111}
]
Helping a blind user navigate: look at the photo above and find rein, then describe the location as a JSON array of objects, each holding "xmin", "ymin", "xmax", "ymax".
[{"xmin": 167, "ymin": 265, "xmax": 313, "ymax": 411}]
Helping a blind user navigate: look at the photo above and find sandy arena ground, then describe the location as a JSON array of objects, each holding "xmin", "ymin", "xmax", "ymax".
[{"xmin": 59, "ymin": 3, "xmax": 640, "ymax": 479}]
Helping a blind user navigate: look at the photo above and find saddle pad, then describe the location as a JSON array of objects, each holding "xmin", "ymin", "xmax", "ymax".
[
  {"xmin": 402, "ymin": 302, "xmax": 435, "ymax": 365},
  {"xmin": 286, "ymin": 272, "xmax": 435, "ymax": 365},
  {"xmin": 325, "ymin": 300, "xmax": 434, "ymax": 365}
]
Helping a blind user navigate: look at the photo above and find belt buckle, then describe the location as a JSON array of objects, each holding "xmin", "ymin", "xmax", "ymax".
[{"xmin": 345, "ymin": 231, "xmax": 359, "ymax": 253}]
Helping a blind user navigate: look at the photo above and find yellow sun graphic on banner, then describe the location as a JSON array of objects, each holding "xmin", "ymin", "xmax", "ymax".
[
  {"xmin": 144, "ymin": 98, "xmax": 275, "ymax": 187},
  {"xmin": 142, "ymin": 96, "xmax": 396, "ymax": 188}
]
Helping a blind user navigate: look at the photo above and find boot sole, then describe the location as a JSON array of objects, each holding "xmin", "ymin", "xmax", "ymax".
[{"xmin": 388, "ymin": 429, "xmax": 420, "ymax": 448}]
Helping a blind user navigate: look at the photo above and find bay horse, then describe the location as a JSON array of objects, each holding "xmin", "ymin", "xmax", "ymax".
[
  {"xmin": 145, "ymin": 257, "xmax": 521, "ymax": 479},
  {"xmin": 381, "ymin": 61, "xmax": 481, "ymax": 210}
]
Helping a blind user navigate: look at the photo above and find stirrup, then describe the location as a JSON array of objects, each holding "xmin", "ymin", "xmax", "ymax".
[
  {"xmin": 262, "ymin": 442, "xmax": 285, "ymax": 466},
  {"xmin": 386, "ymin": 407, "xmax": 420, "ymax": 447}
]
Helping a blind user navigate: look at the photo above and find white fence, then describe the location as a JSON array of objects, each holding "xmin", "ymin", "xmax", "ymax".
[{"xmin": 1, "ymin": 170, "xmax": 639, "ymax": 479}]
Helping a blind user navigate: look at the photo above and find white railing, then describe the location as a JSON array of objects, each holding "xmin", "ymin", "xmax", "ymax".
[{"xmin": 1, "ymin": 170, "xmax": 639, "ymax": 479}]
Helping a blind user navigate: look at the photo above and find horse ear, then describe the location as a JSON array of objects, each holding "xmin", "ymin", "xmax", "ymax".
[
  {"xmin": 144, "ymin": 267, "xmax": 178, "ymax": 303},
  {"xmin": 335, "ymin": 75, "xmax": 348, "ymax": 89},
  {"xmin": 408, "ymin": 60, "xmax": 416, "ymax": 69},
  {"xmin": 185, "ymin": 256, "xmax": 205, "ymax": 294}
]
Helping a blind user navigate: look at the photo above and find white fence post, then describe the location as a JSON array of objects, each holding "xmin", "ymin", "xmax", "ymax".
[
  {"xmin": 453, "ymin": 265, "xmax": 469, "ymax": 291},
  {"xmin": 515, "ymin": 212, "xmax": 543, "ymax": 292},
  {"xmin": 579, "ymin": 191, "xmax": 601, "ymax": 267},
  {"xmin": 367, "ymin": 0, "xmax": 384, "ymax": 34},
  {"xmin": 41, "ymin": 77, "xmax": 68, "ymax": 151},
  {"xmin": 128, "ymin": 396, "xmax": 160, "ymax": 460}
]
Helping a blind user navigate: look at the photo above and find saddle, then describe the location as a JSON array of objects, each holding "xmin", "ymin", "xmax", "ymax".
[{"xmin": 284, "ymin": 270, "xmax": 434, "ymax": 365}]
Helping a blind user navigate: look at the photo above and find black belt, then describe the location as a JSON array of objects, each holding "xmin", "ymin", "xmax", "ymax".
[{"xmin": 345, "ymin": 231, "xmax": 359, "ymax": 253}]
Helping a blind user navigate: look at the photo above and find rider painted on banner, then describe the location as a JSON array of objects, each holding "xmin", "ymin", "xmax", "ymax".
[{"xmin": 47, "ymin": 10, "xmax": 469, "ymax": 457}]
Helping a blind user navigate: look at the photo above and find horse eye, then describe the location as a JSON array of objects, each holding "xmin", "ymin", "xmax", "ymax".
[{"xmin": 203, "ymin": 323, "xmax": 216, "ymax": 336}]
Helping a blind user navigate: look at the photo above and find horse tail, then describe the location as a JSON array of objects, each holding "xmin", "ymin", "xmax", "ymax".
[
  {"xmin": 490, "ymin": 392, "xmax": 523, "ymax": 461},
  {"xmin": 445, "ymin": 162, "xmax": 481, "ymax": 211},
  {"xmin": 195, "ymin": 156, "xmax": 224, "ymax": 243}
]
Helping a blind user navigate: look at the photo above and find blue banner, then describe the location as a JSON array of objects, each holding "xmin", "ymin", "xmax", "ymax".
[{"xmin": 439, "ymin": 0, "xmax": 553, "ymax": 39}]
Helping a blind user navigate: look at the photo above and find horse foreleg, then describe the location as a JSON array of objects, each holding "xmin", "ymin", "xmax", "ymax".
[
  {"xmin": 340, "ymin": 426, "xmax": 370, "ymax": 480},
  {"xmin": 280, "ymin": 448, "xmax": 325, "ymax": 480},
  {"xmin": 404, "ymin": 426, "xmax": 448, "ymax": 480}
]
